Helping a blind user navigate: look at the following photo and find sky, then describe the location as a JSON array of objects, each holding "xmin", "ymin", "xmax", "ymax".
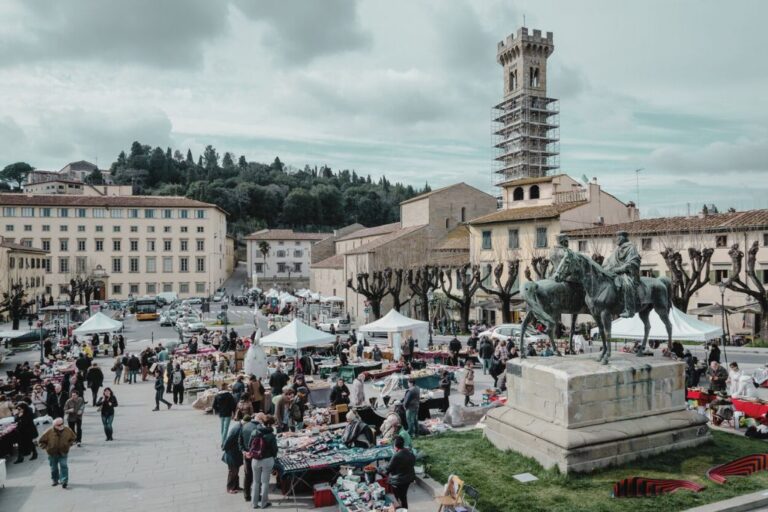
[{"xmin": 0, "ymin": 0, "xmax": 766, "ymax": 217}]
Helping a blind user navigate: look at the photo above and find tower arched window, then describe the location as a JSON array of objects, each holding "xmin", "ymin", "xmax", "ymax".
[
  {"xmin": 530, "ymin": 67, "xmax": 540, "ymax": 87},
  {"xmin": 513, "ymin": 187, "xmax": 524, "ymax": 201},
  {"xmin": 529, "ymin": 185, "xmax": 540, "ymax": 199}
]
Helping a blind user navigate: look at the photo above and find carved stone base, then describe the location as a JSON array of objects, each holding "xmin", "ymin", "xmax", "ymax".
[{"xmin": 484, "ymin": 354, "xmax": 711, "ymax": 473}]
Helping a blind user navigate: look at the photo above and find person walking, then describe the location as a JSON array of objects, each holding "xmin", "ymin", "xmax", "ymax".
[
  {"xmin": 63, "ymin": 390, "xmax": 85, "ymax": 446},
  {"xmin": 222, "ymin": 417, "xmax": 244, "ymax": 494},
  {"xmin": 213, "ymin": 383, "xmax": 237, "ymax": 445},
  {"xmin": 38, "ymin": 418, "xmax": 76, "ymax": 488},
  {"xmin": 478, "ymin": 337, "xmax": 494, "ymax": 375},
  {"xmin": 117, "ymin": 334, "xmax": 125, "ymax": 355},
  {"xmin": 171, "ymin": 363, "xmax": 186, "ymax": 405},
  {"xmin": 111, "ymin": 357, "xmax": 123, "ymax": 385},
  {"xmin": 403, "ymin": 379, "xmax": 421, "ymax": 437},
  {"xmin": 152, "ymin": 370, "xmax": 172, "ymax": 411},
  {"xmin": 459, "ymin": 361, "xmax": 476, "ymax": 407},
  {"xmin": 86, "ymin": 362, "xmax": 104, "ymax": 406},
  {"xmin": 385, "ymin": 435, "xmax": 416, "ymax": 509},
  {"xmin": 13, "ymin": 402, "xmax": 39, "ymax": 463},
  {"xmin": 95, "ymin": 387, "xmax": 118, "ymax": 441},
  {"xmin": 127, "ymin": 353, "xmax": 140, "ymax": 384},
  {"xmin": 249, "ymin": 415, "xmax": 278, "ymax": 509}
]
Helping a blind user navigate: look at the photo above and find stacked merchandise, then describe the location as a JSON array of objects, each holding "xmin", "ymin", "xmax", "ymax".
[
  {"xmin": 275, "ymin": 428, "xmax": 393, "ymax": 474},
  {"xmin": 333, "ymin": 473, "xmax": 392, "ymax": 512}
]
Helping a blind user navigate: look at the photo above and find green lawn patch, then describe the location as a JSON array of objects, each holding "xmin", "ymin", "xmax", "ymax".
[{"xmin": 414, "ymin": 430, "xmax": 768, "ymax": 512}]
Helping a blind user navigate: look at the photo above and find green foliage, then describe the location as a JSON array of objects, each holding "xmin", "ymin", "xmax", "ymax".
[
  {"xmin": 108, "ymin": 141, "xmax": 422, "ymax": 237},
  {"xmin": 84, "ymin": 169, "xmax": 105, "ymax": 185},
  {"xmin": 1, "ymin": 161, "xmax": 34, "ymax": 188},
  {"xmin": 415, "ymin": 430, "xmax": 768, "ymax": 512}
]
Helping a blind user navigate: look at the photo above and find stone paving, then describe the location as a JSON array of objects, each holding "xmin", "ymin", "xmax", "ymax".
[{"xmin": 0, "ymin": 339, "xmax": 437, "ymax": 511}]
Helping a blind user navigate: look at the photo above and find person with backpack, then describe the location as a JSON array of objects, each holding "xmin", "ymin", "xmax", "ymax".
[
  {"xmin": 222, "ymin": 416, "xmax": 244, "ymax": 494},
  {"xmin": 249, "ymin": 415, "xmax": 278, "ymax": 509},
  {"xmin": 171, "ymin": 364, "xmax": 186, "ymax": 405}
]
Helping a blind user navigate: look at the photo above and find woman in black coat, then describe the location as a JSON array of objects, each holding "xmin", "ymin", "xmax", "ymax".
[
  {"xmin": 13, "ymin": 402, "xmax": 38, "ymax": 463},
  {"xmin": 96, "ymin": 387, "xmax": 118, "ymax": 441}
]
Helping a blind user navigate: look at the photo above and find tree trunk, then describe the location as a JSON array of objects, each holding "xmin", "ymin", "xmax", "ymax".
[
  {"xmin": 500, "ymin": 296, "xmax": 512, "ymax": 323},
  {"xmin": 459, "ymin": 302, "xmax": 470, "ymax": 333},
  {"xmin": 418, "ymin": 294, "xmax": 429, "ymax": 321},
  {"xmin": 371, "ymin": 300, "xmax": 382, "ymax": 320},
  {"xmin": 12, "ymin": 317, "xmax": 20, "ymax": 330}
]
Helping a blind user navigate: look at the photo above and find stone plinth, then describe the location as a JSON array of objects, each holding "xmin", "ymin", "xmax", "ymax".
[{"xmin": 484, "ymin": 354, "xmax": 710, "ymax": 473}]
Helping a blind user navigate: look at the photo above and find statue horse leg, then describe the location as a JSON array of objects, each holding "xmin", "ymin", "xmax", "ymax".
[
  {"xmin": 548, "ymin": 321, "xmax": 561, "ymax": 356},
  {"xmin": 637, "ymin": 307, "xmax": 652, "ymax": 356},
  {"xmin": 520, "ymin": 310, "xmax": 534, "ymax": 359},
  {"xmin": 600, "ymin": 309, "xmax": 613, "ymax": 365},
  {"xmin": 656, "ymin": 305, "xmax": 673, "ymax": 353},
  {"xmin": 593, "ymin": 315, "xmax": 606, "ymax": 363},
  {"xmin": 568, "ymin": 313, "xmax": 577, "ymax": 354}
]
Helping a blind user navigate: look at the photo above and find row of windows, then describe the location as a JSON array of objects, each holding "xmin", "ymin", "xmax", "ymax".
[
  {"xmin": 254, "ymin": 262, "xmax": 302, "ymax": 273},
  {"xmin": 274, "ymin": 250, "xmax": 304, "ymax": 258},
  {"xmin": 4, "ymin": 224, "xmax": 205, "ymax": 234},
  {"xmin": 8, "ymin": 256, "xmax": 45, "ymax": 269},
  {"xmin": 57, "ymin": 281, "xmax": 208, "ymax": 297},
  {"xmin": 30, "ymin": 238, "xmax": 206, "ymax": 253},
  {"xmin": 2, "ymin": 207, "xmax": 207, "ymax": 219},
  {"xmin": 52, "ymin": 256, "xmax": 206, "ymax": 274},
  {"xmin": 481, "ymin": 227, "xmax": 548, "ymax": 250},
  {"xmin": 511, "ymin": 185, "xmax": 540, "ymax": 202}
]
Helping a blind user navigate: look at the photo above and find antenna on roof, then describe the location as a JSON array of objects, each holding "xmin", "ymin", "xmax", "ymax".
[
  {"xmin": 633, "ymin": 168, "xmax": 643, "ymax": 208},
  {"xmin": 523, "ymin": 14, "xmax": 526, "ymax": 26}
]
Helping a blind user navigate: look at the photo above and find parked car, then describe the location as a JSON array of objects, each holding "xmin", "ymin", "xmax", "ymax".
[
  {"xmin": 159, "ymin": 310, "xmax": 179, "ymax": 326},
  {"xmin": 212, "ymin": 291, "xmax": 224, "ymax": 302},
  {"xmin": 187, "ymin": 297, "xmax": 203, "ymax": 305},
  {"xmin": 316, "ymin": 317, "xmax": 351, "ymax": 334},
  {"xmin": 478, "ymin": 323, "xmax": 549, "ymax": 345},
  {"xmin": 176, "ymin": 314, "xmax": 205, "ymax": 333},
  {"xmin": 232, "ymin": 295, "xmax": 248, "ymax": 306},
  {"xmin": 267, "ymin": 315, "xmax": 292, "ymax": 331}
]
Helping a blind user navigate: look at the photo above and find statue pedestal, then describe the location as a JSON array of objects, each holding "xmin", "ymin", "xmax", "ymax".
[{"xmin": 484, "ymin": 354, "xmax": 710, "ymax": 473}]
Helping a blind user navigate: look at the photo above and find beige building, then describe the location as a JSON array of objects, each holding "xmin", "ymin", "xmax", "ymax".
[
  {"xmin": 23, "ymin": 180, "xmax": 132, "ymax": 197},
  {"xmin": 0, "ymin": 193, "xmax": 229, "ymax": 300},
  {"xmin": 0, "ymin": 238, "xmax": 48, "ymax": 315},
  {"xmin": 312, "ymin": 183, "xmax": 497, "ymax": 325},
  {"xmin": 565, "ymin": 209, "xmax": 768, "ymax": 336},
  {"xmin": 468, "ymin": 174, "xmax": 638, "ymax": 324},
  {"xmin": 245, "ymin": 229, "xmax": 330, "ymax": 289}
]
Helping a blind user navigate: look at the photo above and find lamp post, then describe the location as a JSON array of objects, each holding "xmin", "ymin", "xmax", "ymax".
[{"xmin": 718, "ymin": 281, "xmax": 728, "ymax": 364}]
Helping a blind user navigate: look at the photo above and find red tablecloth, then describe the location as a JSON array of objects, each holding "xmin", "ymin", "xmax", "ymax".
[
  {"xmin": 686, "ymin": 389, "xmax": 717, "ymax": 405},
  {"xmin": 732, "ymin": 399, "xmax": 768, "ymax": 419}
]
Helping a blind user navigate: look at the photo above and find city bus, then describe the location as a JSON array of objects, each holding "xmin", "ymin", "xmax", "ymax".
[{"xmin": 135, "ymin": 297, "xmax": 160, "ymax": 321}]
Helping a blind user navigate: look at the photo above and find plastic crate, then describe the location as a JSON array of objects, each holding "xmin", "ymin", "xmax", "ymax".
[{"xmin": 313, "ymin": 483, "xmax": 335, "ymax": 508}]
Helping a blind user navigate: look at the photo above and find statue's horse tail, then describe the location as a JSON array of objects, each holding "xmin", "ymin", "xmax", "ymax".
[{"xmin": 522, "ymin": 281, "xmax": 556, "ymax": 325}]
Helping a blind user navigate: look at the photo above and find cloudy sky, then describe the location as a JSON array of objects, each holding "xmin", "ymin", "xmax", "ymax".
[{"xmin": 1, "ymin": 0, "xmax": 766, "ymax": 217}]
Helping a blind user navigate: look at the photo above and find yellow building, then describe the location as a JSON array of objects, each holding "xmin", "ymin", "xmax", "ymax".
[{"xmin": 0, "ymin": 238, "xmax": 48, "ymax": 316}]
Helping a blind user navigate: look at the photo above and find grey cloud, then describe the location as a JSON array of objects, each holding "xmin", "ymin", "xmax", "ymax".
[
  {"xmin": 0, "ymin": 0, "xmax": 229, "ymax": 68},
  {"xmin": 650, "ymin": 138, "xmax": 768, "ymax": 174},
  {"xmin": 232, "ymin": 0, "xmax": 371, "ymax": 64}
]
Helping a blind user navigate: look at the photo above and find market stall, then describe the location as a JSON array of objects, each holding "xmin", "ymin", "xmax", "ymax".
[
  {"xmin": 589, "ymin": 306, "xmax": 723, "ymax": 342},
  {"xmin": 72, "ymin": 311, "xmax": 123, "ymax": 335},
  {"xmin": 732, "ymin": 398, "xmax": 768, "ymax": 419},
  {"xmin": 686, "ymin": 388, "xmax": 718, "ymax": 406},
  {"xmin": 260, "ymin": 319, "xmax": 335, "ymax": 351},
  {"xmin": 359, "ymin": 310, "xmax": 429, "ymax": 362},
  {"xmin": 338, "ymin": 361, "xmax": 383, "ymax": 383}
]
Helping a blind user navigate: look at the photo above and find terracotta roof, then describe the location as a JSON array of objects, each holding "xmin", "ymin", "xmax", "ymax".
[
  {"xmin": 311, "ymin": 253, "xmax": 344, "ymax": 269},
  {"xmin": 399, "ymin": 182, "xmax": 489, "ymax": 205},
  {"xmin": 244, "ymin": 229, "xmax": 330, "ymax": 241},
  {"xmin": 335, "ymin": 222, "xmax": 400, "ymax": 241},
  {"xmin": 0, "ymin": 193, "xmax": 224, "ymax": 212},
  {"xmin": 0, "ymin": 241, "xmax": 47, "ymax": 253},
  {"xmin": 498, "ymin": 174, "xmax": 563, "ymax": 187},
  {"xmin": 470, "ymin": 201, "xmax": 587, "ymax": 225},
  {"xmin": 566, "ymin": 209, "xmax": 768, "ymax": 237},
  {"xmin": 435, "ymin": 224, "xmax": 470, "ymax": 251},
  {"xmin": 344, "ymin": 225, "xmax": 426, "ymax": 255}
]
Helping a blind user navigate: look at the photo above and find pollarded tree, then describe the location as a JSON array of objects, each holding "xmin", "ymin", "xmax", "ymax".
[
  {"xmin": 347, "ymin": 271, "xmax": 390, "ymax": 320},
  {"xmin": 479, "ymin": 260, "xmax": 521, "ymax": 323},
  {"xmin": 0, "ymin": 281, "xmax": 35, "ymax": 330},
  {"xmin": 439, "ymin": 264, "xmax": 483, "ymax": 333},
  {"xmin": 660, "ymin": 246, "xmax": 714, "ymax": 311},
  {"xmin": 384, "ymin": 268, "xmax": 410, "ymax": 313},
  {"xmin": 524, "ymin": 255, "xmax": 551, "ymax": 281},
  {"xmin": 725, "ymin": 241, "xmax": 768, "ymax": 338},
  {"xmin": 407, "ymin": 266, "xmax": 439, "ymax": 321}
]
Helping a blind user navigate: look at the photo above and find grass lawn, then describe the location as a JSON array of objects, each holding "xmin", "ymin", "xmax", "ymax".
[{"xmin": 414, "ymin": 429, "xmax": 768, "ymax": 512}]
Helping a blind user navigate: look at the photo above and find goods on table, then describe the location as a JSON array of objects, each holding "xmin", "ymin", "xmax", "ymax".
[
  {"xmin": 303, "ymin": 407, "xmax": 333, "ymax": 428},
  {"xmin": 420, "ymin": 417, "xmax": 452, "ymax": 434},
  {"xmin": 333, "ymin": 473, "xmax": 391, "ymax": 512}
]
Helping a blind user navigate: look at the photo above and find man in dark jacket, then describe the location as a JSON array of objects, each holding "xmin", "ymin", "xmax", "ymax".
[
  {"xmin": 152, "ymin": 370, "xmax": 172, "ymax": 412},
  {"xmin": 75, "ymin": 353, "xmax": 91, "ymax": 377},
  {"xmin": 213, "ymin": 383, "xmax": 237, "ymax": 446},
  {"xmin": 478, "ymin": 338, "xmax": 494, "ymax": 374},
  {"xmin": 249, "ymin": 416, "xmax": 279, "ymax": 509},
  {"xmin": 239, "ymin": 414, "xmax": 263, "ymax": 502},
  {"xmin": 403, "ymin": 379, "xmax": 421, "ymax": 437},
  {"xmin": 222, "ymin": 418, "xmax": 243, "ymax": 493},
  {"xmin": 46, "ymin": 383, "xmax": 67, "ymax": 419},
  {"xmin": 268, "ymin": 367, "xmax": 289, "ymax": 397},
  {"xmin": 385, "ymin": 435, "xmax": 416, "ymax": 509},
  {"xmin": 171, "ymin": 364, "xmax": 186, "ymax": 405},
  {"xmin": 127, "ymin": 354, "xmax": 141, "ymax": 384},
  {"xmin": 449, "ymin": 336, "xmax": 462, "ymax": 366},
  {"xmin": 86, "ymin": 363, "xmax": 104, "ymax": 406}
]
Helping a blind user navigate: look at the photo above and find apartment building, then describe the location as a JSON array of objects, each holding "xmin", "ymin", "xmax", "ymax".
[
  {"xmin": 0, "ymin": 193, "xmax": 229, "ymax": 300},
  {"xmin": 0, "ymin": 238, "xmax": 48, "ymax": 315},
  {"xmin": 245, "ymin": 229, "xmax": 330, "ymax": 289}
]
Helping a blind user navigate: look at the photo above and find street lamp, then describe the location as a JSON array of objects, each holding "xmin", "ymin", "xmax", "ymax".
[{"xmin": 718, "ymin": 281, "xmax": 729, "ymax": 364}]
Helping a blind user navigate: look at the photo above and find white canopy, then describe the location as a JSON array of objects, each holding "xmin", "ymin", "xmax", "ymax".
[
  {"xmin": 359, "ymin": 309, "xmax": 430, "ymax": 360},
  {"xmin": 259, "ymin": 319, "xmax": 335, "ymax": 350},
  {"xmin": 73, "ymin": 312, "xmax": 123, "ymax": 335},
  {"xmin": 590, "ymin": 306, "xmax": 723, "ymax": 342},
  {"xmin": 321, "ymin": 295, "xmax": 345, "ymax": 303}
]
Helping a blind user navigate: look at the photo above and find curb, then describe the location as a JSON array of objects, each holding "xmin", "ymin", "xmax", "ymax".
[
  {"xmin": 685, "ymin": 489, "xmax": 768, "ymax": 512},
  {"xmin": 414, "ymin": 473, "xmax": 443, "ymax": 499}
]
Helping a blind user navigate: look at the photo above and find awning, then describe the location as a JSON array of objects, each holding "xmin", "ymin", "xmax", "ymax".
[
  {"xmin": 259, "ymin": 319, "xmax": 335, "ymax": 350},
  {"xmin": 73, "ymin": 312, "xmax": 123, "ymax": 335}
]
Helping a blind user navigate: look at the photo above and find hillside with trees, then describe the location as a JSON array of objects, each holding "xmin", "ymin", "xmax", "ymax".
[{"xmin": 105, "ymin": 142, "xmax": 429, "ymax": 236}]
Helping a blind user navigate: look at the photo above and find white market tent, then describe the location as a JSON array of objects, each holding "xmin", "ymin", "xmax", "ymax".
[
  {"xmin": 73, "ymin": 312, "xmax": 123, "ymax": 335},
  {"xmin": 321, "ymin": 295, "xmax": 345, "ymax": 303},
  {"xmin": 590, "ymin": 306, "xmax": 723, "ymax": 342},
  {"xmin": 359, "ymin": 309, "xmax": 430, "ymax": 360},
  {"xmin": 259, "ymin": 319, "xmax": 335, "ymax": 350}
]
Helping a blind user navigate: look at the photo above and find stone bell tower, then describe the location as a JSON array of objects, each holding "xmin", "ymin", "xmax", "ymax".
[{"xmin": 493, "ymin": 27, "xmax": 560, "ymax": 184}]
